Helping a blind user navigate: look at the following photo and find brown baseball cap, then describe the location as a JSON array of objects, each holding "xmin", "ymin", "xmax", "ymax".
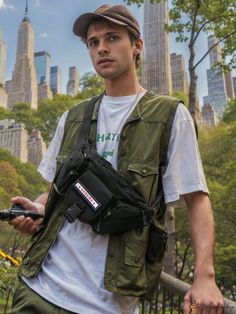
[{"xmin": 73, "ymin": 4, "xmax": 141, "ymax": 41}]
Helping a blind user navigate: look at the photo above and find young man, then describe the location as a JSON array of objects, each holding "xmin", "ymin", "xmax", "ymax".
[{"xmin": 10, "ymin": 4, "xmax": 223, "ymax": 314}]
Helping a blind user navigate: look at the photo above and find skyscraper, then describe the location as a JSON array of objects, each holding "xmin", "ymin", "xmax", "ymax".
[
  {"xmin": 50, "ymin": 66, "xmax": 62, "ymax": 95},
  {"xmin": 7, "ymin": 1, "xmax": 38, "ymax": 110},
  {"xmin": 201, "ymin": 103, "xmax": 218, "ymax": 126},
  {"xmin": 35, "ymin": 51, "xmax": 52, "ymax": 101},
  {"xmin": 66, "ymin": 66, "xmax": 79, "ymax": 96},
  {"xmin": 203, "ymin": 36, "xmax": 228, "ymax": 117},
  {"xmin": 171, "ymin": 53, "xmax": 189, "ymax": 94},
  {"xmin": 34, "ymin": 51, "xmax": 51, "ymax": 84},
  {"xmin": 0, "ymin": 29, "xmax": 7, "ymax": 108},
  {"xmin": 0, "ymin": 29, "xmax": 7, "ymax": 85},
  {"xmin": 142, "ymin": 0, "xmax": 172, "ymax": 95},
  {"xmin": 224, "ymin": 71, "xmax": 235, "ymax": 99}
]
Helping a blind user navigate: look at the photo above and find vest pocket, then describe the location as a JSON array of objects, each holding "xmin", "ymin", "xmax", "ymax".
[
  {"xmin": 125, "ymin": 242, "xmax": 146, "ymax": 267},
  {"xmin": 115, "ymin": 240, "xmax": 147, "ymax": 292},
  {"xmin": 127, "ymin": 163, "xmax": 158, "ymax": 202}
]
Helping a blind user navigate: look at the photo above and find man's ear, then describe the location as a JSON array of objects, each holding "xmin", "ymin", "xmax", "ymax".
[{"xmin": 133, "ymin": 38, "xmax": 143, "ymax": 56}]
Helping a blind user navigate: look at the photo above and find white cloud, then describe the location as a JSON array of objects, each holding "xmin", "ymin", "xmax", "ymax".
[
  {"xmin": 40, "ymin": 33, "xmax": 48, "ymax": 38},
  {"xmin": 0, "ymin": 0, "xmax": 14, "ymax": 10}
]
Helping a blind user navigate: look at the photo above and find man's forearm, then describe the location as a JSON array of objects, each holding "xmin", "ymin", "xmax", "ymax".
[{"xmin": 184, "ymin": 192, "xmax": 215, "ymax": 278}]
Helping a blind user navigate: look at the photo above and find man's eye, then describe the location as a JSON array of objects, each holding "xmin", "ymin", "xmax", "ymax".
[
  {"xmin": 109, "ymin": 35, "xmax": 119, "ymax": 42},
  {"xmin": 88, "ymin": 40, "xmax": 98, "ymax": 48}
]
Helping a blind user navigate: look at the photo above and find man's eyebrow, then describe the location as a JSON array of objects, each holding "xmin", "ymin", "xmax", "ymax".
[
  {"xmin": 104, "ymin": 31, "xmax": 122, "ymax": 36},
  {"xmin": 87, "ymin": 30, "xmax": 122, "ymax": 41},
  {"xmin": 87, "ymin": 36, "xmax": 97, "ymax": 42}
]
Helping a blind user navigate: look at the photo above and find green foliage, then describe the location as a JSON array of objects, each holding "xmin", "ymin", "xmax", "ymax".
[
  {"xmin": 223, "ymin": 98, "xmax": 236, "ymax": 124},
  {"xmin": 0, "ymin": 149, "xmax": 47, "ymax": 207},
  {"xmin": 215, "ymin": 244, "xmax": 236, "ymax": 288},
  {"xmin": 78, "ymin": 72, "xmax": 105, "ymax": 100},
  {"xmin": 171, "ymin": 91, "xmax": 189, "ymax": 107},
  {"xmin": 198, "ymin": 123, "xmax": 236, "ymax": 288},
  {"xmin": 0, "ymin": 260, "xmax": 19, "ymax": 312},
  {"xmin": 36, "ymin": 94, "xmax": 77, "ymax": 144},
  {"xmin": 175, "ymin": 207, "xmax": 194, "ymax": 282}
]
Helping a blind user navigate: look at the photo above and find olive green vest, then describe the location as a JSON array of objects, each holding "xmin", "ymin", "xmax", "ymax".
[{"xmin": 18, "ymin": 91, "xmax": 179, "ymax": 300}]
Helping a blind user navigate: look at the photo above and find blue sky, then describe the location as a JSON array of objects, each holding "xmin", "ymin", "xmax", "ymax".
[{"xmin": 0, "ymin": 0, "xmax": 222, "ymax": 105}]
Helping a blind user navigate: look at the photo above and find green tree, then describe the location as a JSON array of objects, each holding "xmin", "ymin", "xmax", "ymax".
[
  {"xmin": 11, "ymin": 103, "xmax": 40, "ymax": 134},
  {"xmin": 223, "ymin": 98, "xmax": 236, "ymax": 124},
  {"xmin": 171, "ymin": 90, "xmax": 189, "ymax": 107},
  {"xmin": 36, "ymin": 94, "xmax": 77, "ymax": 144},
  {"xmin": 0, "ymin": 148, "xmax": 47, "ymax": 206},
  {"xmin": 198, "ymin": 123, "xmax": 236, "ymax": 287},
  {"xmin": 124, "ymin": 0, "xmax": 236, "ymax": 121},
  {"xmin": 78, "ymin": 72, "xmax": 105, "ymax": 99}
]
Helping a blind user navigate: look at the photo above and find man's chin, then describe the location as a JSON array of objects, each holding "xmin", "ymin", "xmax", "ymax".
[{"xmin": 97, "ymin": 71, "xmax": 118, "ymax": 80}]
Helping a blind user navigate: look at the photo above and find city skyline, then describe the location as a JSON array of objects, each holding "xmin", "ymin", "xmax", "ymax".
[{"xmin": 0, "ymin": 0, "xmax": 235, "ymax": 106}]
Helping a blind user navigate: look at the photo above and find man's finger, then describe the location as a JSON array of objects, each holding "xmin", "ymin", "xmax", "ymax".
[
  {"xmin": 191, "ymin": 303, "xmax": 202, "ymax": 314},
  {"xmin": 183, "ymin": 296, "xmax": 191, "ymax": 314}
]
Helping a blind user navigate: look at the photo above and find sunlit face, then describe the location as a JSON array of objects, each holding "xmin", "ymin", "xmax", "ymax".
[{"xmin": 86, "ymin": 21, "xmax": 142, "ymax": 82}]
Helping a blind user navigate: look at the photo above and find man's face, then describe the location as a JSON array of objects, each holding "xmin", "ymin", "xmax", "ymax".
[{"xmin": 86, "ymin": 21, "xmax": 141, "ymax": 81}]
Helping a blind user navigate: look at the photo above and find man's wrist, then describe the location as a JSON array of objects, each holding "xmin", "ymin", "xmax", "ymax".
[{"xmin": 194, "ymin": 267, "xmax": 215, "ymax": 280}]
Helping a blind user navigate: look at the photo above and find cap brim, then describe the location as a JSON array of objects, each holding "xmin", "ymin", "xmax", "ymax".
[{"xmin": 73, "ymin": 12, "xmax": 128, "ymax": 40}]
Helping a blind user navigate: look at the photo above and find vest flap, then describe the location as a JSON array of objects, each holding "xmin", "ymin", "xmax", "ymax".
[{"xmin": 127, "ymin": 163, "xmax": 158, "ymax": 177}]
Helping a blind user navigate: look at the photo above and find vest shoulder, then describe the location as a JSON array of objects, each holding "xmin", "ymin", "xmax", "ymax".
[
  {"xmin": 139, "ymin": 91, "xmax": 180, "ymax": 121},
  {"xmin": 66, "ymin": 99, "xmax": 91, "ymax": 121},
  {"xmin": 144, "ymin": 91, "xmax": 181, "ymax": 107}
]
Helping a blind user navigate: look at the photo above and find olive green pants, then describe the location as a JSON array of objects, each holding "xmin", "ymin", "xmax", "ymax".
[{"xmin": 11, "ymin": 280, "xmax": 76, "ymax": 314}]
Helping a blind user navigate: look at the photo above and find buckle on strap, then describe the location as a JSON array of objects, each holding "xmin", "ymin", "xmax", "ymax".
[{"xmin": 65, "ymin": 202, "xmax": 84, "ymax": 223}]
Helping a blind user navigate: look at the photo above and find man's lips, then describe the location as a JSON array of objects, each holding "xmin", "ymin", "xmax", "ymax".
[{"xmin": 97, "ymin": 58, "xmax": 114, "ymax": 65}]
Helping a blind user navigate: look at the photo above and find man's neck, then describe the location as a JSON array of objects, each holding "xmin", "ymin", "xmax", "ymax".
[{"xmin": 104, "ymin": 76, "xmax": 144, "ymax": 97}]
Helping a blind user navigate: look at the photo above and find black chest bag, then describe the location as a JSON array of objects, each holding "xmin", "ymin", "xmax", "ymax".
[{"xmin": 53, "ymin": 96, "xmax": 153, "ymax": 235}]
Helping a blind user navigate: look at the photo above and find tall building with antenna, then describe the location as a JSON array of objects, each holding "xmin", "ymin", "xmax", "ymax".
[
  {"xmin": 142, "ymin": 0, "xmax": 172, "ymax": 95},
  {"xmin": 0, "ymin": 29, "xmax": 7, "ymax": 108},
  {"xmin": 7, "ymin": 0, "xmax": 38, "ymax": 110}
]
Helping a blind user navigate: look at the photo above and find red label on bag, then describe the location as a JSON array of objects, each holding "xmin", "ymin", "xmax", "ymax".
[{"xmin": 74, "ymin": 182, "xmax": 100, "ymax": 210}]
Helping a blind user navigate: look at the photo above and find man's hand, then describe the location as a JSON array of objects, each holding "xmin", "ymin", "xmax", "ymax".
[
  {"xmin": 183, "ymin": 276, "xmax": 224, "ymax": 313},
  {"xmin": 8, "ymin": 196, "xmax": 45, "ymax": 236}
]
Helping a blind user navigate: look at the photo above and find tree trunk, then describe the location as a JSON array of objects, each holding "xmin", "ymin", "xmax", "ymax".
[{"xmin": 188, "ymin": 41, "xmax": 200, "ymax": 124}]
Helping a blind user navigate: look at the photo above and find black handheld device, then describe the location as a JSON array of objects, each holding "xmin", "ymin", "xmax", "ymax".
[{"xmin": 0, "ymin": 204, "xmax": 44, "ymax": 221}]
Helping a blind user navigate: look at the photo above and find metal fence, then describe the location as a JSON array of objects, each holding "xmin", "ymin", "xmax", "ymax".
[{"xmin": 139, "ymin": 272, "xmax": 236, "ymax": 314}]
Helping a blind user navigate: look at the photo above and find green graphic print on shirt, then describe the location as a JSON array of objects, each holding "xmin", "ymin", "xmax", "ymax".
[{"xmin": 96, "ymin": 132, "xmax": 120, "ymax": 160}]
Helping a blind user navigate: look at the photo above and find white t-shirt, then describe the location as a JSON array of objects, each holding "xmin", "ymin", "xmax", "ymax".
[{"xmin": 24, "ymin": 93, "xmax": 208, "ymax": 314}]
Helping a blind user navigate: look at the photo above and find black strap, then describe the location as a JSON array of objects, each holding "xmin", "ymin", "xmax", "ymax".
[{"xmin": 76, "ymin": 94, "xmax": 104, "ymax": 146}]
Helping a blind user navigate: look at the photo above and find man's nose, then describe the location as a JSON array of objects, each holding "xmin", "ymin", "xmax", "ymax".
[{"xmin": 98, "ymin": 40, "xmax": 109, "ymax": 55}]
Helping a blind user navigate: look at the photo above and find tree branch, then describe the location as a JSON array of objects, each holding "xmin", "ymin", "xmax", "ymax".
[
  {"xmin": 193, "ymin": 29, "xmax": 236, "ymax": 70},
  {"xmin": 177, "ymin": 241, "xmax": 191, "ymax": 279},
  {"xmin": 189, "ymin": 1, "xmax": 201, "ymax": 47},
  {"xmin": 192, "ymin": 12, "xmax": 236, "ymax": 44}
]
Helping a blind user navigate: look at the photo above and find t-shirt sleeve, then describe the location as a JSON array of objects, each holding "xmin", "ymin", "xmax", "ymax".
[
  {"xmin": 37, "ymin": 111, "xmax": 68, "ymax": 182},
  {"xmin": 162, "ymin": 103, "xmax": 209, "ymax": 205}
]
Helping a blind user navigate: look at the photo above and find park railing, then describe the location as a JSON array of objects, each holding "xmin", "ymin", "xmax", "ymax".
[{"xmin": 139, "ymin": 271, "xmax": 236, "ymax": 314}]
